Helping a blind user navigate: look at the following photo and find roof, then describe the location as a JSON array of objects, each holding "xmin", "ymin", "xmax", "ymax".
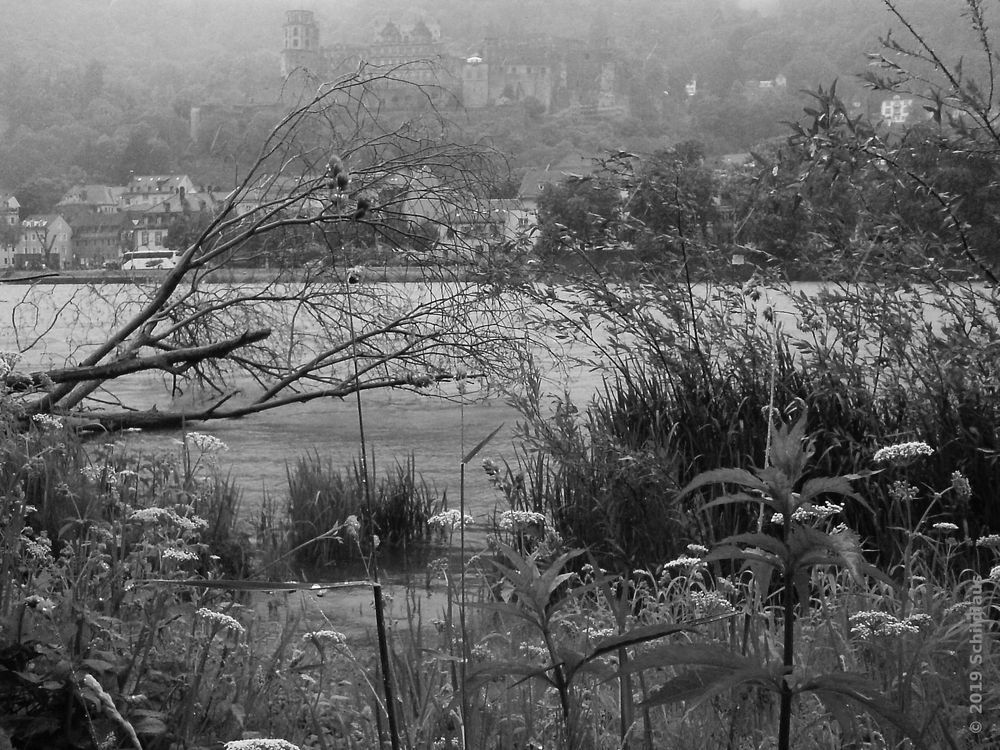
[
  {"xmin": 21, "ymin": 214, "xmax": 70, "ymax": 229},
  {"xmin": 63, "ymin": 208, "xmax": 126, "ymax": 231},
  {"xmin": 517, "ymin": 169, "xmax": 566, "ymax": 201},
  {"xmin": 58, "ymin": 184, "xmax": 123, "ymax": 206},
  {"xmin": 126, "ymin": 175, "xmax": 195, "ymax": 193}
]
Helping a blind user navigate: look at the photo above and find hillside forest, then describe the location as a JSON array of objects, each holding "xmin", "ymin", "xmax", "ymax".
[{"xmin": 0, "ymin": 0, "xmax": 982, "ymax": 218}]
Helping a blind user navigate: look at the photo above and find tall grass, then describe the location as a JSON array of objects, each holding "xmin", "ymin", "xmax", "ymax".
[
  {"xmin": 515, "ymin": 274, "xmax": 1000, "ymax": 571},
  {"xmin": 286, "ymin": 451, "xmax": 442, "ymax": 568}
]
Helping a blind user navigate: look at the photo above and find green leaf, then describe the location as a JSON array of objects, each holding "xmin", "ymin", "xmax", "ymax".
[
  {"xmin": 703, "ymin": 545, "xmax": 783, "ymax": 571},
  {"xmin": 462, "ymin": 423, "xmax": 505, "ymax": 465},
  {"xmin": 617, "ymin": 643, "xmax": 755, "ymax": 676},
  {"xmin": 701, "ymin": 491, "xmax": 776, "ymax": 513},
  {"xmin": 677, "ymin": 468, "xmax": 766, "ymax": 501},
  {"xmin": 642, "ymin": 666, "xmax": 779, "ymax": 710},
  {"xmin": 803, "ymin": 673, "xmax": 929, "ymax": 748},
  {"xmin": 715, "ymin": 532, "xmax": 790, "ymax": 561},
  {"xmin": 796, "ymin": 476, "xmax": 861, "ymax": 507}
]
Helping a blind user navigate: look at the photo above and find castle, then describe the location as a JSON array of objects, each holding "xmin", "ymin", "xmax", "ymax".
[{"xmin": 279, "ymin": 10, "xmax": 627, "ymax": 116}]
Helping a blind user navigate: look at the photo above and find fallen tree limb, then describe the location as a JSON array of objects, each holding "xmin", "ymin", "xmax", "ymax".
[
  {"xmin": 73, "ymin": 370, "xmax": 470, "ymax": 431},
  {"xmin": 6, "ymin": 329, "xmax": 271, "ymax": 391}
]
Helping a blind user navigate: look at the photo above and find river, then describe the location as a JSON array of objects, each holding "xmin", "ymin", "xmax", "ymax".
[{"xmin": 1, "ymin": 279, "xmax": 981, "ymax": 538}]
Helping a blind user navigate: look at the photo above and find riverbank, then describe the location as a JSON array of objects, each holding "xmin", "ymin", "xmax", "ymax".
[{"xmin": 0, "ymin": 263, "xmax": 484, "ymax": 285}]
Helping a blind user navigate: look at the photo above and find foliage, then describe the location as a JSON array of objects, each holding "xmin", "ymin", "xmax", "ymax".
[
  {"xmin": 1, "ymin": 68, "xmax": 528, "ymax": 432},
  {"xmin": 286, "ymin": 452, "xmax": 441, "ymax": 568}
]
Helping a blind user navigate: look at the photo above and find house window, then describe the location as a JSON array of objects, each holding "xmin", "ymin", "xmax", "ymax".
[{"xmin": 881, "ymin": 96, "xmax": 912, "ymax": 123}]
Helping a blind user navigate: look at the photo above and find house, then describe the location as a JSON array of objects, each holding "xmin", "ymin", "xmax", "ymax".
[
  {"xmin": 120, "ymin": 175, "xmax": 199, "ymax": 210},
  {"xmin": 17, "ymin": 214, "xmax": 73, "ymax": 269},
  {"xmin": 0, "ymin": 194, "xmax": 19, "ymax": 269},
  {"xmin": 57, "ymin": 184, "xmax": 124, "ymax": 214},
  {"xmin": 435, "ymin": 200, "xmax": 522, "ymax": 259},
  {"xmin": 64, "ymin": 209, "xmax": 125, "ymax": 268},
  {"xmin": 121, "ymin": 190, "xmax": 218, "ymax": 255}
]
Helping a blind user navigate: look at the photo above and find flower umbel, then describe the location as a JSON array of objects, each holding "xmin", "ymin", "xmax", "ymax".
[
  {"xmin": 873, "ymin": 441, "xmax": 933, "ymax": 464},
  {"xmin": 195, "ymin": 608, "xmax": 245, "ymax": 635},
  {"xmin": 224, "ymin": 741, "xmax": 302, "ymax": 750}
]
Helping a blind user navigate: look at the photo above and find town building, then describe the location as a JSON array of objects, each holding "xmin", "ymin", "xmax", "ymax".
[
  {"xmin": 279, "ymin": 10, "xmax": 627, "ymax": 116},
  {"xmin": 62, "ymin": 208, "xmax": 125, "ymax": 268},
  {"xmin": 17, "ymin": 215, "xmax": 73, "ymax": 270},
  {"xmin": 0, "ymin": 193, "xmax": 19, "ymax": 269}
]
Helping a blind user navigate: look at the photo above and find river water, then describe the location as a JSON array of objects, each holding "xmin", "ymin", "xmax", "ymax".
[
  {"xmin": 1, "ymin": 279, "xmax": 979, "ymax": 541},
  {"xmin": 0, "ymin": 281, "xmax": 598, "ymax": 528}
]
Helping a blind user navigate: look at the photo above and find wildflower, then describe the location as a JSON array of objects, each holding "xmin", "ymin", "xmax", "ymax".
[
  {"xmin": 161, "ymin": 548, "xmax": 198, "ymax": 562},
  {"xmin": 80, "ymin": 465, "xmax": 105, "ymax": 482},
  {"xmin": 850, "ymin": 610, "xmax": 929, "ymax": 640},
  {"xmin": 690, "ymin": 590, "xmax": 735, "ymax": 616},
  {"xmin": 470, "ymin": 643, "xmax": 490, "ymax": 660},
  {"xmin": 772, "ymin": 501, "xmax": 843, "ymax": 525},
  {"xmin": 873, "ymin": 441, "xmax": 933, "ymax": 464},
  {"xmin": 372, "ymin": 534, "xmax": 381, "ymax": 549},
  {"xmin": 31, "ymin": 413, "xmax": 64, "ymax": 430},
  {"xmin": 344, "ymin": 515, "xmax": 360, "ymax": 539},
  {"xmin": 22, "ymin": 531, "xmax": 52, "ymax": 561},
  {"xmin": 888, "ymin": 481, "xmax": 919, "ymax": 504},
  {"xmin": 686, "ymin": 543, "xmax": 709, "ymax": 556},
  {"xmin": 663, "ymin": 555, "xmax": 706, "ymax": 569},
  {"xmin": 990, "ymin": 565, "xmax": 1000, "ymax": 583},
  {"xmin": 224, "ymin": 741, "xmax": 302, "ymax": 750},
  {"xmin": 976, "ymin": 534, "xmax": 1000, "ymax": 550},
  {"xmin": 24, "ymin": 595, "xmax": 56, "ymax": 614},
  {"xmin": 932, "ymin": 522, "xmax": 959, "ymax": 533},
  {"xmin": 195, "ymin": 608, "xmax": 245, "ymax": 635},
  {"xmin": 950, "ymin": 471, "xmax": 972, "ymax": 501},
  {"xmin": 428, "ymin": 509, "xmax": 474, "ymax": 530},
  {"xmin": 303, "ymin": 630, "xmax": 347, "ymax": 647},
  {"xmin": 0, "ymin": 351, "xmax": 21, "ymax": 377},
  {"xmin": 129, "ymin": 507, "xmax": 167, "ymax": 524},
  {"xmin": 185, "ymin": 432, "xmax": 228, "ymax": 453},
  {"xmin": 427, "ymin": 556, "xmax": 449, "ymax": 579},
  {"xmin": 482, "ymin": 458, "xmax": 499, "ymax": 476},
  {"xmin": 497, "ymin": 509, "xmax": 546, "ymax": 533}
]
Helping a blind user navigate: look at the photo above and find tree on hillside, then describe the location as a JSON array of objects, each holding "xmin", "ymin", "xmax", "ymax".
[
  {"xmin": 786, "ymin": 0, "xmax": 1000, "ymax": 282},
  {"xmin": 2, "ymin": 66, "xmax": 526, "ymax": 430}
]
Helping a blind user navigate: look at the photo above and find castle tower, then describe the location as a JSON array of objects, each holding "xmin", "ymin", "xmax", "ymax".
[{"xmin": 281, "ymin": 10, "xmax": 321, "ymax": 77}]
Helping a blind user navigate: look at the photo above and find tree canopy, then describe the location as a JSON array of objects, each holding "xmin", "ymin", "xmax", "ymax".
[{"xmin": 2, "ymin": 67, "xmax": 527, "ymax": 430}]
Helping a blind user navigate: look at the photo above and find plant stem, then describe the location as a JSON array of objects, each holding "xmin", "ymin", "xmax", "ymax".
[{"xmin": 778, "ymin": 561, "xmax": 795, "ymax": 750}]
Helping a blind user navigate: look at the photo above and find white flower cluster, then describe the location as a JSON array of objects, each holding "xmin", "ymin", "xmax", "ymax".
[
  {"xmin": 976, "ymin": 534, "xmax": 1000, "ymax": 550},
  {"xmin": 224, "ymin": 741, "xmax": 301, "ymax": 750},
  {"xmin": 497, "ymin": 510, "xmax": 545, "ymax": 532},
  {"xmin": 662, "ymin": 555, "xmax": 707, "ymax": 570},
  {"xmin": 888, "ymin": 481, "xmax": 919, "ymax": 504},
  {"xmin": 162, "ymin": 548, "xmax": 198, "ymax": 562},
  {"xmin": 129, "ymin": 506, "xmax": 207, "ymax": 533},
  {"xmin": 186, "ymin": 432, "xmax": 228, "ymax": 453},
  {"xmin": 0, "ymin": 350, "xmax": 22, "ymax": 377},
  {"xmin": 22, "ymin": 531, "xmax": 52, "ymax": 561},
  {"xmin": 196, "ymin": 608, "xmax": 245, "ymax": 635},
  {"xmin": 771, "ymin": 501, "xmax": 843, "ymax": 525},
  {"xmin": 686, "ymin": 543, "xmax": 709, "ymax": 556},
  {"xmin": 850, "ymin": 611, "xmax": 931, "ymax": 640},
  {"xmin": 932, "ymin": 522, "xmax": 959, "ymax": 533},
  {"xmin": 873, "ymin": 441, "xmax": 933, "ymax": 464},
  {"xmin": 24, "ymin": 594, "xmax": 56, "ymax": 614},
  {"xmin": 950, "ymin": 471, "xmax": 972, "ymax": 500},
  {"xmin": 689, "ymin": 590, "xmax": 735, "ymax": 616},
  {"xmin": 303, "ymin": 630, "xmax": 347, "ymax": 647},
  {"xmin": 343, "ymin": 514, "xmax": 360, "ymax": 539},
  {"xmin": 428, "ymin": 509, "xmax": 474, "ymax": 530},
  {"xmin": 990, "ymin": 565, "xmax": 1000, "ymax": 583},
  {"xmin": 31, "ymin": 413, "xmax": 64, "ymax": 430}
]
